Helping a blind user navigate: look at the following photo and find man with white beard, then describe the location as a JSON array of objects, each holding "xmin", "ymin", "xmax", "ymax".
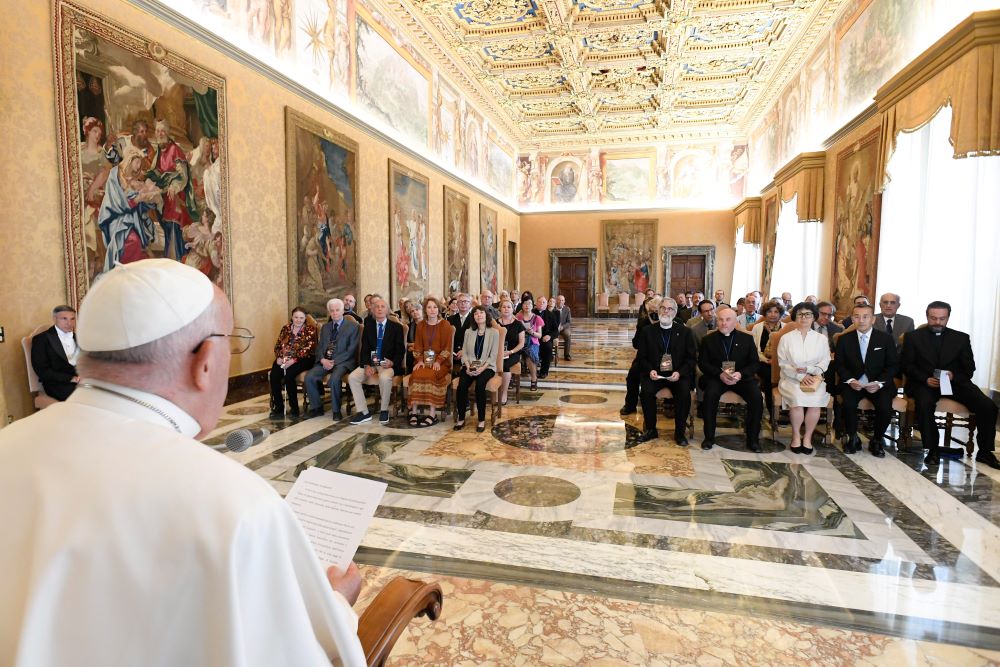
[{"xmin": 635, "ymin": 298, "xmax": 697, "ymax": 446}]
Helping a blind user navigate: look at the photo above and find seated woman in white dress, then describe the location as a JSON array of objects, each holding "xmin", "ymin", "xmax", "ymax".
[{"xmin": 777, "ymin": 302, "xmax": 830, "ymax": 455}]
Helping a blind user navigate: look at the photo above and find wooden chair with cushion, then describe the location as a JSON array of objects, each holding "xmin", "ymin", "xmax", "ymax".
[
  {"xmin": 451, "ymin": 325, "xmax": 507, "ymax": 425},
  {"xmin": 654, "ymin": 386, "xmax": 695, "ymax": 438},
  {"xmin": 596, "ymin": 293, "xmax": 609, "ymax": 318},
  {"xmin": 932, "ymin": 398, "xmax": 978, "ymax": 456},
  {"xmin": 22, "ymin": 326, "xmax": 58, "ymax": 411},
  {"xmin": 616, "ymin": 292, "xmax": 631, "ymax": 318},
  {"xmin": 358, "ymin": 577, "xmax": 443, "ymax": 666}
]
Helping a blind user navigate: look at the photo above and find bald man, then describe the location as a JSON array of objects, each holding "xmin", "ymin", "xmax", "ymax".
[{"xmin": 873, "ymin": 292, "xmax": 914, "ymax": 349}]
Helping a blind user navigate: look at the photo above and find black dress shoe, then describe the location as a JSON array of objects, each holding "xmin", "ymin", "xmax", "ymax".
[
  {"xmin": 637, "ymin": 429, "xmax": 658, "ymax": 443},
  {"xmin": 620, "ymin": 406, "xmax": 637, "ymax": 416},
  {"xmin": 748, "ymin": 441, "xmax": 763, "ymax": 453},
  {"xmin": 869, "ymin": 441, "xmax": 886, "ymax": 458},
  {"xmin": 268, "ymin": 411, "xmax": 284, "ymax": 419},
  {"xmin": 789, "ymin": 445, "xmax": 803, "ymax": 454},
  {"xmin": 675, "ymin": 436, "xmax": 689, "ymax": 447},
  {"xmin": 845, "ymin": 436, "xmax": 861, "ymax": 454},
  {"xmin": 976, "ymin": 452, "xmax": 1000, "ymax": 469},
  {"xmin": 701, "ymin": 439, "xmax": 715, "ymax": 451},
  {"xmin": 924, "ymin": 451, "xmax": 940, "ymax": 466}
]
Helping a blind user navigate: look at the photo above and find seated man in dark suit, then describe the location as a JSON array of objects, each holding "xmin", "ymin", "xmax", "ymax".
[
  {"xmin": 698, "ymin": 307, "xmax": 763, "ymax": 453},
  {"xmin": 812, "ymin": 301, "xmax": 844, "ymax": 352},
  {"xmin": 347, "ymin": 297, "xmax": 406, "ymax": 425},
  {"xmin": 901, "ymin": 300, "xmax": 999, "ymax": 468},
  {"xmin": 874, "ymin": 292, "xmax": 914, "ymax": 350},
  {"xmin": 834, "ymin": 304, "xmax": 898, "ymax": 457},
  {"xmin": 448, "ymin": 293, "xmax": 474, "ymax": 375},
  {"xmin": 840, "ymin": 294, "xmax": 870, "ymax": 329},
  {"xmin": 304, "ymin": 298, "xmax": 360, "ymax": 421},
  {"xmin": 636, "ymin": 299, "xmax": 697, "ymax": 446},
  {"xmin": 621, "ymin": 297, "xmax": 660, "ymax": 416},
  {"xmin": 30, "ymin": 305, "xmax": 80, "ymax": 401}
]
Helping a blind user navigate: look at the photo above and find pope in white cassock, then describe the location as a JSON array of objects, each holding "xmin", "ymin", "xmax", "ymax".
[{"xmin": 0, "ymin": 259, "xmax": 366, "ymax": 666}]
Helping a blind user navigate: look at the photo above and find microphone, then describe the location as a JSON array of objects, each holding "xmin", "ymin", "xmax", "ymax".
[{"xmin": 214, "ymin": 427, "xmax": 270, "ymax": 453}]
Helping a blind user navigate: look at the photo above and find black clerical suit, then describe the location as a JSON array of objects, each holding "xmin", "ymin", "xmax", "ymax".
[
  {"xmin": 901, "ymin": 326, "xmax": 997, "ymax": 454},
  {"xmin": 637, "ymin": 320, "xmax": 696, "ymax": 437},
  {"xmin": 623, "ymin": 312, "xmax": 657, "ymax": 412},
  {"xmin": 697, "ymin": 329, "xmax": 763, "ymax": 446},
  {"xmin": 537, "ymin": 308, "xmax": 560, "ymax": 376},
  {"xmin": 30, "ymin": 326, "xmax": 78, "ymax": 401},
  {"xmin": 834, "ymin": 327, "xmax": 898, "ymax": 450}
]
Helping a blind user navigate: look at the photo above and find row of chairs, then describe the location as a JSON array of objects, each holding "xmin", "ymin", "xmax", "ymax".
[{"xmin": 595, "ymin": 292, "xmax": 644, "ymax": 318}]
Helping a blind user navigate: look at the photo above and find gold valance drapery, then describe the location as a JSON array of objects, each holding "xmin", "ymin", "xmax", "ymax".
[
  {"xmin": 733, "ymin": 197, "xmax": 762, "ymax": 244},
  {"xmin": 772, "ymin": 152, "xmax": 825, "ymax": 223},
  {"xmin": 875, "ymin": 10, "xmax": 1000, "ymax": 192}
]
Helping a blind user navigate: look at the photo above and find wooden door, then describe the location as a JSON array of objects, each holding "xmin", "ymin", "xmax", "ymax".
[
  {"xmin": 669, "ymin": 255, "xmax": 706, "ymax": 296},
  {"xmin": 556, "ymin": 256, "xmax": 589, "ymax": 318}
]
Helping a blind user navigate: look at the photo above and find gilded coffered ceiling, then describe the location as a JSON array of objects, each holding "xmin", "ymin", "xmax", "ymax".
[{"xmin": 374, "ymin": 0, "xmax": 848, "ymax": 149}]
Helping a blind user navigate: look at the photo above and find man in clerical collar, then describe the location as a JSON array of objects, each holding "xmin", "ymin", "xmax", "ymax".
[
  {"xmin": 1, "ymin": 259, "xmax": 366, "ymax": 665},
  {"xmin": 697, "ymin": 307, "xmax": 764, "ymax": 452},
  {"xmin": 30, "ymin": 305, "xmax": 81, "ymax": 401},
  {"xmin": 635, "ymin": 298, "xmax": 697, "ymax": 446},
  {"xmin": 901, "ymin": 300, "xmax": 999, "ymax": 468}
]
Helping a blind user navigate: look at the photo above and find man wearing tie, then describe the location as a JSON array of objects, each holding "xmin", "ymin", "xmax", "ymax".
[
  {"xmin": 901, "ymin": 301, "xmax": 999, "ymax": 468},
  {"xmin": 556, "ymin": 294, "xmax": 572, "ymax": 361},
  {"xmin": 834, "ymin": 303, "xmax": 898, "ymax": 457},
  {"xmin": 874, "ymin": 292, "xmax": 914, "ymax": 350},
  {"xmin": 698, "ymin": 307, "xmax": 764, "ymax": 452},
  {"xmin": 348, "ymin": 297, "xmax": 405, "ymax": 425},
  {"xmin": 304, "ymin": 298, "xmax": 360, "ymax": 421},
  {"xmin": 448, "ymin": 293, "xmax": 474, "ymax": 373},
  {"xmin": 635, "ymin": 299, "xmax": 697, "ymax": 445},
  {"xmin": 30, "ymin": 305, "xmax": 81, "ymax": 401}
]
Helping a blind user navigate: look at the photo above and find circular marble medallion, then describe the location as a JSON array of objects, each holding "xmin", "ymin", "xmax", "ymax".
[
  {"xmin": 492, "ymin": 414, "xmax": 642, "ymax": 453},
  {"xmin": 494, "ymin": 475, "xmax": 581, "ymax": 507},
  {"xmin": 228, "ymin": 407, "xmax": 268, "ymax": 415},
  {"xmin": 558, "ymin": 394, "xmax": 608, "ymax": 404}
]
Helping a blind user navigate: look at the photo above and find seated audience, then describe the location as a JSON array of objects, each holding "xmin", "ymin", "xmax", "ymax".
[
  {"xmin": 780, "ymin": 292, "xmax": 793, "ymax": 310},
  {"xmin": 874, "ymin": 292, "xmax": 914, "ymax": 349},
  {"xmin": 497, "ymin": 299, "xmax": 525, "ymax": 405},
  {"xmin": 737, "ymin": 293, "xmax": 761, "ymax": 328},
  {"xmin": 636, "ymin": 299, "xmax": 697, "ymax": 445},
  {"xmin": 347, "ymin": 297, "xmax": 405, "ymax": 425},
  {"xmin": 834, "ymin": 303, "xmax": 898, "ymax": 457},
  {"xmin": 447, "ymin": 296, "xmax": 458, "ymax": 317},
  {"xmin": 812, "ymin": 301, "xmax": 843, "ymax": 351},
  {"xmin": 805, "ymin": 295, "xmax": 819, "ymax": 305},
  {"xmin": 687, "ymin": 299, "xmax": 716, "ymax": 345},
  {"xmin": 840, "ymin": 294, "xmax": 870, "ymax": 328},
  {"xmin": 735, "ymin": 297, "xmax": 747, "ymax": 317},
  {"xmin": 752, "ymin": 299, "xmax": 785, "ymax": 420},
  {"xmin": 30, "ymin": 305, "xmax": 81, "ymax": 401},
  {"xmin": 343, "ymin": 293, "xmax": 362, "ymax": 323},
  {"xmin": 304, "ymin": 298, "xmax": 360, "ymax": 421},
  {"xmin": 480, "ymin": 290, "xmax": 500, "ymax": 321},
  {"xmin": 556, "ymin": 295, "xmax": 572, "ymax": 361},
  {"xmin": 537, "ymin": 296, "xmax": 559, "ymax": 379},
  {"xmin": 673, "ymin": 292, "xmax": 690, "ymax": 322},
  {"xmin": 268, "ymin": 306, "xmax": 319, "ymax": 418},
  {"xmin": 454, "ymin": 306, "xmax": 500, "ymax": 433},
  {"xmin": 448, "ymin": 293, "xmax": 474, "ymax": 372},
  {"xmin": 698, "ymin": 307, "xmax": 764, "ymax": 452},
  {"xmin": 407, "ymin": 297, "xmax": 453, "ymax": 426},
  {"xmin": 777, "ymin": 302, "xmax": 831, "ymax": 454},
  {"xmin": 515, "ymin": 298, "xmax": 544, "ymax": 390},
  {"xmin": 713, "ymin": 289, "xmax": 726, "ymax": 306},
  {"xmin": 621, "ymin": 296, "xmax": 660, "ymax": 415},
  {"xmin": 901, "ymin": 301, "xmax": 999, "ymax": 468},
  {"xmin": 404, "ymin": 301, "xmax": 422, "ymax": 373}
]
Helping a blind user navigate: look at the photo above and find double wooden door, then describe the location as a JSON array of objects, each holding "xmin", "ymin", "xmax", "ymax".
[
  {"xmin": 669, "ymin": 255, "xmax": 706, "ymax": 295},
  {"xmin": 556, "ymin": 256, "xmax": 589, "ymax": 318}
]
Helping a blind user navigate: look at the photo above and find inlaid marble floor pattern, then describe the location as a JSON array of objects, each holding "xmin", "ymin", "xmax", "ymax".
[{"xmin": 212, "ymin": 320, "xmax": 1000, "ymax": 665}]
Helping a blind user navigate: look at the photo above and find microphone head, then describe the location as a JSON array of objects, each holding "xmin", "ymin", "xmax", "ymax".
[{"xmin": 224, "ymin": 429, "xmax": 253, "ymax": 453}]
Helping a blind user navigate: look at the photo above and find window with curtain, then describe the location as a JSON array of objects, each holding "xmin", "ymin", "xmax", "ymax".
[
  {"xmin": 731, "ymin": 225, "xmax": 762, "ymax": 300},
  {"xmin": 768, "ymin": 194, "xmax": 822, "ymax": 303},
  {"xmin": 877, "ymin": 106, "xmax": 1000, "ymax": 390}
]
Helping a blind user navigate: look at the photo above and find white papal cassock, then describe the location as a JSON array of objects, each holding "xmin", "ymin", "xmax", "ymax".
[{"xmin": 0, "ymin": 382, "xmax": 366, "ymax": 667}]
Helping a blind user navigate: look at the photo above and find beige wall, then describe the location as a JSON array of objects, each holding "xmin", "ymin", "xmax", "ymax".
[
  {"xmin": 518, "ymin": 210, "xmax": 736, "ymax": 305},
  {"xmin": 0, "ymin": 0, "xmax": 517, "ymax": 423}
]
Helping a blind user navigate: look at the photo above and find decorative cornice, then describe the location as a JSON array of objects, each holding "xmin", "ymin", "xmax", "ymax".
[
  {"xmin": 732, "ymin": 196, "xmax": 762, "ymax": 215},
  {"xmin": 822, "ymin": 103, "xmax": 878, "ymax": 149},
  {"xmin": 772, "ymin": 151, "xmax": 825, "ymax": 185}
]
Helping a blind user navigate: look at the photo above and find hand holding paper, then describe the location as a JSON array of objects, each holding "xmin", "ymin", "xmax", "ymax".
[{"xmin": 939, "ymin": 371, "xmax": 953, "ymax": 396}]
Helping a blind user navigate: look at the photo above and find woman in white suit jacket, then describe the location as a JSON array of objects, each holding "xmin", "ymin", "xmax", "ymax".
[{"xmin": 455, "ymin": 306, "xmax": 500, "ymax": 432}]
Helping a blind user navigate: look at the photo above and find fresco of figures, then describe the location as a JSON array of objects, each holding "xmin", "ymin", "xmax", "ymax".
[
  {"xmin": 479, "ymin": 205, "xmax": 498, "ymax": 293},
  {"xmin": 832, "ymin": 130, "xmax": 881, "ymax": 316},
  {"xmin": 443, "ymin": 187, "xmax": 469, "ymax": 295},
  {"xmin": 601, "ymin": 220, "xmax": 656, "ymax": 297},
  {"xmin": 285, "ymin": 108, "xmax": 358, "ymax": 318},
  {"xmin": 56, "ymin": 1, "xmax": 231, "ymax": 304},
  {"xmin": 389, "ymin": 161, "xmax": 430, "ymax": 304}
]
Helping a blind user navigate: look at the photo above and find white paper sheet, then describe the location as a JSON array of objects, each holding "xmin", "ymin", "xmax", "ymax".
[
  {"xmin": 939, "ymin": 371, "xmax": 953, "ymax": 396},
  {"xmin": 285, "ymin": 467, "xmax": 388, "ymax": 571}
]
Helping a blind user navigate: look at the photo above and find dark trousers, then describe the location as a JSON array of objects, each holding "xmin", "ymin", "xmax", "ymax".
[
  {"xmin": 304, "ymin": 362, "xmax": 352, "ymax": 413},
  {"xmin": 840, "ymin": 384, "xmax": 894, "ymax": 443},
  {"xmin": 539, "ymin": 338, "xmax": 554, "ymax": 375},
  {"xmin": 457, "ymin": 368, "xmax": 496, "ymax": 422},
  {"xmin": 757, "ymin": 367, "xmax": 774, "ymax": 421},
  {"xmin": 559, "ymin": 329, "xmax": 571, "ymax": 358},
  {"xmin": 910, "ymin": 381, "xmax": 998, "ymax": 452},
  {"xmin": 43, "ymin": 380, "xmax": 76, "ymax": 402},
  {"xmin": 624, "ymin": 356, "xmax": 641, "ymax": 409},
  {"xmin": 639, "ymin": 375, "xmax": 691, "ymax": 434},
  {"xmin": 269, "ymin": 358, "xmax": 315, "ymax": 413},
  {"xmin": 700, "ymin": 375, "xmax": 763, "ymax": 443}
]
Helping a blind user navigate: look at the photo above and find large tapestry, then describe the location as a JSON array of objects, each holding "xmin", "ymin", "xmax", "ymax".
[
  {"xmin": 388, "ymin": 160, "xmax": 429, "ymax": 304},
  {"xmin": 285, "ymin": 108, "xmax": 358, "ymax": 317},
  {"xmin": 443, "ymin": 186, "xmax": 469, "ymax": 295},
  {"xmin": 479, "ymin": 205, "xmax": 498, "ymax": 293},
  {"xmin": 601, "ymin": 220, "xmax": 656, "ymax": 296},
  {"xmin": 54, "ymin": 0, "xmax": 231, "ymax": 305},
  {"xmin": 832, "ymin": 130, "xmax": 881, "ymax": 315},
  {"xmin": 761, "ymin": 195, "xmax": 779, "ymax": 297}
]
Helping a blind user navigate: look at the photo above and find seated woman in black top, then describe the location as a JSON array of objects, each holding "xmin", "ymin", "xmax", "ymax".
[{"xmin": 497, "ymin": 299, "xmax": 525, "ymax": 405}]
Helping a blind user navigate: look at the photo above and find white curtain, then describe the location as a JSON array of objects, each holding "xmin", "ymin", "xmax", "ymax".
[
  {"xmin": 769, "ymin": 195, "xmax": 822, "ymax": 303},
  {"xmin": 731, "ymin": 225, "xmax": 762, "ymax": 301},
  {"xmin": 878, "ymin": 106, "xmax": 1000, "ymax": 390}
]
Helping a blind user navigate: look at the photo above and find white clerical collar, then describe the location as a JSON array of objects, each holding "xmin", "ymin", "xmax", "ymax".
[{"xmin": 70, "ymin": 380, "xmax": 201, "ymax": 438}]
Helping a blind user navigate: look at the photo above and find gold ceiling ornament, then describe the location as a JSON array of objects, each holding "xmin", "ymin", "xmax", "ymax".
[{"xmin": 380, "ymin": 0, "xmax": 848, "ymax": 148}]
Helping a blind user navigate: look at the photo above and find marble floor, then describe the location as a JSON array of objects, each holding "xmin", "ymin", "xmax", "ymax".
[{"xmin": 210, "ymin": 320, "xmax": 1000, "ymax": 665}]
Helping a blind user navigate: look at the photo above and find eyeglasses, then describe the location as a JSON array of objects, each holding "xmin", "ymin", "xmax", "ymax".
[
  {"xmin": 818, "ymin": 311, "xmax": 833, "ymax": 317},
  {"xmin": 795, "ymin": 313, "xmax": 815, "ymax": 319},
  {"xmin": 193, "ymin": 327, "xmax": 254, "ymax": 355}
]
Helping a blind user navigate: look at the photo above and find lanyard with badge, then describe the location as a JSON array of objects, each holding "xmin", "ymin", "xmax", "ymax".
[
  {"xmin": 658, "ymin": 329, "xmax": 673, "ymax": 374},
  {"xmin": 721, "ymin": 335, "xmax": 736, "ymax": 374}
]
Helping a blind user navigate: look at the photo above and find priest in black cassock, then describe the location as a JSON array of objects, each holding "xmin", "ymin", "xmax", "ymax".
[{"xmin": 635, "ymin": 299, "xmax": 697, "ymax": 446}]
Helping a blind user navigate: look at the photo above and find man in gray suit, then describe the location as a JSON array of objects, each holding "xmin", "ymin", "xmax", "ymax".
[
  {"xmin": 687, "ymin": 299, "xmax": 717, "ymax": 345},
  {"xmin": 556, "ymin": 295, "xmax": 572, "ymax": 360},
  {"xmin": 812, "ymin": 301, "xmax": 844, "ymax": 351},
  {"xmin": 874, "ymin": 292, "xmax": 914, "ymax": 349},
  {"xmin": 304, "ymin": 298, "xmax": 360, "ymax": 421}
]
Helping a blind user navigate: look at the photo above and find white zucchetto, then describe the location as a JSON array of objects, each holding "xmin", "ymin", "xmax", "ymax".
[{"xmin": 77, "ymin": 259, "xmax": 215, "ymax": 352}]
